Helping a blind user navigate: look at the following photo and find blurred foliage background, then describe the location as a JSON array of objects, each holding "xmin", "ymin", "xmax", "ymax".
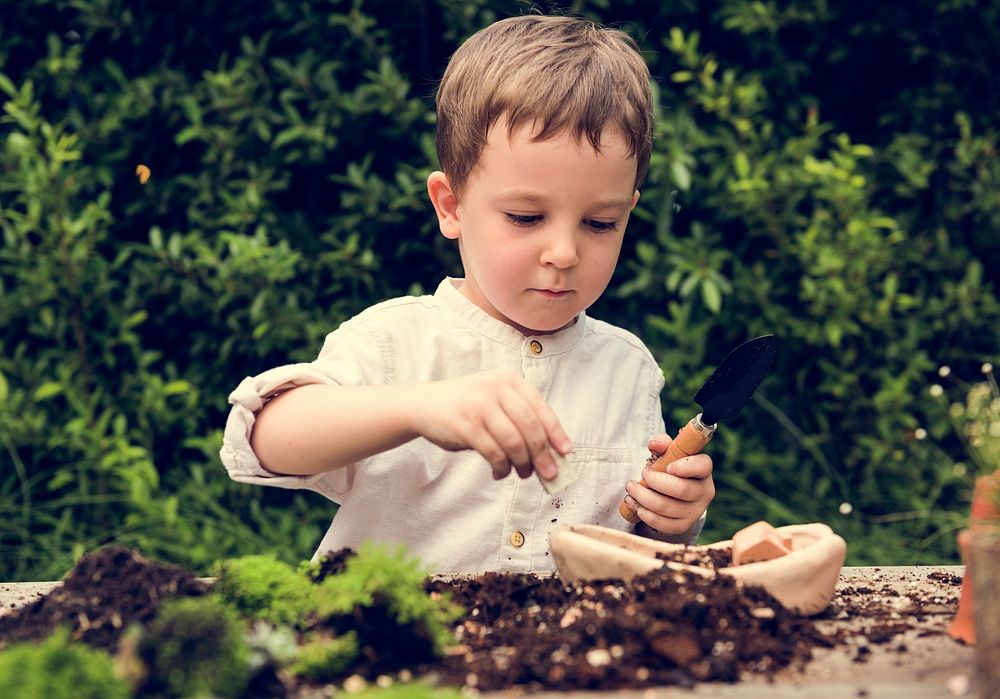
[{"xmin": 2, "ymin": 0, "xmax": 999, "ymax": 581}]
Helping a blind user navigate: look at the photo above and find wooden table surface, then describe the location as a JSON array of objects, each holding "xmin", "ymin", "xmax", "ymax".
[{"xmin": 0, "ymin": 566, "xmax": 975, "ymax": 699}]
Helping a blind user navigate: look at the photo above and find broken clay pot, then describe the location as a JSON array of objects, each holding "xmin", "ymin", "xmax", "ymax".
[{"xmin": 549, "ymin": 522, "xmax": 846, "ymax": 616}]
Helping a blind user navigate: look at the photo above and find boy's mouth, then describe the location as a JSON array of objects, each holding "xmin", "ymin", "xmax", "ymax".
[{"xmin": 532, "ymin": 288, "xmax": 573, "ymax": 299}]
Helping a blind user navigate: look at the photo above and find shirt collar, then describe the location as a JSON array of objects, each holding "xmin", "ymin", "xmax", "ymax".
[{"xmin": 434, "ymin": 277, "xmax": 588, "ymax": 354}]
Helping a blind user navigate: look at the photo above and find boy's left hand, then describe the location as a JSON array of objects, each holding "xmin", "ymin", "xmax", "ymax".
[{"xmin": 623, "ymin": 433, "xmax": 715, "ymax": 537}]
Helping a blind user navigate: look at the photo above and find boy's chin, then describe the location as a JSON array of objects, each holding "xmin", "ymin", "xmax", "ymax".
[{"xmin": 513, "ymin": 314, "xmax": 578, "ymax": 336}]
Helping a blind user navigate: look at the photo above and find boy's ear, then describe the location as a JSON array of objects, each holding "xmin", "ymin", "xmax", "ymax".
[
  {"xmin": 427, "ymin": 171, "xmax": 462, "ymax": 240},
  {"xmin": 631, "ymin": 189, "xmax": 641, "ymax": 209}
]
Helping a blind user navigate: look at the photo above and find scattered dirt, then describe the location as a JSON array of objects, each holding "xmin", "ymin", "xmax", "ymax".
[
  {"xmin": 815, "ymin": 568, "xmax": 961, "ymax": 663},
  {"xmin": 0, "ymin": 547, "xmax": 961, "ymax": 695},
  {"xmin": 0, "ymin": 546, "xmax": 208, "ymax": 652}
]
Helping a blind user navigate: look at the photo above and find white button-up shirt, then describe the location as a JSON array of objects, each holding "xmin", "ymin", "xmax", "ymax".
[{"xmin": 221, "ymin": 278, "xmax": 702, "ymax": 574}]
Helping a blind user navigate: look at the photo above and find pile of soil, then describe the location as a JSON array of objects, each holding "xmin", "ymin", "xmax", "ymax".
[
  {"xmin": 0, "ymin": 546, "xmax": 208, "ymax": 652},
  {"xmin": 427, "ymin": 569, "xmax": 829, "ymax": 691}
]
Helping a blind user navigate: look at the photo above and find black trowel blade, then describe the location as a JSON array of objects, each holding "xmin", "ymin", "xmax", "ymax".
[{"xmin": 694, "ymin": 334, "xmax": 777, "ymax": 426}]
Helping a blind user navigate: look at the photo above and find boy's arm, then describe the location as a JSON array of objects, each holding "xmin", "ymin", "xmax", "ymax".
[
  {"xmin": 251, "ymin": 383, "xmax": 419, "ymax": 475},
  {"xmin": 250, "ymin": 370, "xmax": 573, "ymax": 479}
]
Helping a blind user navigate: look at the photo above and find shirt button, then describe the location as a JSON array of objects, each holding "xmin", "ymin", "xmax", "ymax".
[
  {"xmin": 528, "ymin": 340, "xmax": 543, "ymax": 354},
  {"xmin": 509, "ymin": 531, "xmax": 525, "ymax": 547}
]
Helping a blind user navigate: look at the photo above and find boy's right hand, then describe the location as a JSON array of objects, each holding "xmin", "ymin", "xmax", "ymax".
[{"xmin": 410, "ymin": 369, "xmax": 573, "ymax": 481}]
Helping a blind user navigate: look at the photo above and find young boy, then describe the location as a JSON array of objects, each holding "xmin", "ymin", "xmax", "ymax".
[{"xmin": 221, "ymin": 14, "xmax": 714, "ymax": 574}]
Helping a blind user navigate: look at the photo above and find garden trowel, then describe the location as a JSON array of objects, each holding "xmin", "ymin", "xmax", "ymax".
[{"xmin": 619, "ymin": 334, "xmax": 777, "ymax": 523}]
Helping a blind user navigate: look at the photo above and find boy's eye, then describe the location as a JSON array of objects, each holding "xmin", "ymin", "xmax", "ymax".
[
  {"xmin": 585, "ymin": 219, "xmax": 618, "ymax": 233},
  {"xmin": 505, "ymin": 213, "xmax": 543, "ymax": 227}
]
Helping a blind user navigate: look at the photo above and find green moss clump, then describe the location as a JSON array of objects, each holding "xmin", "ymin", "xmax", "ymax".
[
  {"xmin": 138, "ymin": 595, "xmax": 251, "ymax": 699},
  {"xmin": 288, "ymin": 631, "xmax": 360, "ymax": 681},
  {"xmin": 212, "ymin": 553, "xmax": 314, "ymax": 627},
  {"xmin": 315, "ymin": 542, "xmax": 463, "ymax": 656},
  {"xmin": 352, "ymin": 681, "xmax": 465, "ymax": 699},
  {"xmin": 0, "ymin": 627, "xmax": 129, "ymax": 699}
]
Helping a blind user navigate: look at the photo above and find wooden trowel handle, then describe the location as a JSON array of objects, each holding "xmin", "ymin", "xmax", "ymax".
[{"xmin": 619, "ymin": 415, "xmax": 716, "ymax": 523}]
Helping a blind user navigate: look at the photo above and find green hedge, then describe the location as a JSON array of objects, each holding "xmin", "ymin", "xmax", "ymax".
[{"xmin": 2, "ymin": 0, "xmax": 999, "ymax": 580}]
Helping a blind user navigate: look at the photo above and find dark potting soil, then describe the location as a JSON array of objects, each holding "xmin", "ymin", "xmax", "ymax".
[
  {"xmin": 0, "ymin": 546, "xmax": 208, "ymax": 652},
  {"xmin": 427, "ymin": 569, "xmax": 829, "ymax": 691},
  {"xmin": 656, "ymin": 545, "xmax": 732, "ymax": 570},
  {"xmin": 308, "ymin": 547, "xmax": 356, "ymax": 582}
]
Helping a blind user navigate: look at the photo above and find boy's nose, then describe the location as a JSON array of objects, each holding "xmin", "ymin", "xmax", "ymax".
[{"xmin": 540, "ymin": 229, "xmax": 580, "ymax": 269}]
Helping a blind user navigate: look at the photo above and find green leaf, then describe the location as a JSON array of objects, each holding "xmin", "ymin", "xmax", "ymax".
[
  {"xmin": 701, "ymin": 281, "xmax": 722, "ymax": 313},
  {"xmin": 163, "ymin": 380, "xmax": 192, "ymax": 395},
  {"xmin": 671, "ymin": 161, "xmax": 692, "ymax": 191},
  {"xmin": 34, "ymin": 382, "xmax": 63, "ymax": 400},
  {"xmin": 0, "ymin": 72, "xmax": 16, "ymax": 98},
  {"xmin": 0, "ymin": 371, "xmax": 8, "ymax": 402},
  {"xmin": 125, "ymin": 310, "xmax": 148, "ymax": 328},
  {"xmin": 679, "ymin": 274, "xmax": 699, "ymax": 297},
  {"xmin": 734, "ymin": 151, "xmax": 750, "ymax": 179}
]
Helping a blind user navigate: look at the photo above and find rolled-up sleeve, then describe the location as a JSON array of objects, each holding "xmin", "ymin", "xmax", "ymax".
[{"xmin": 219, "ymin": 317, "xmax": 385, "ymax": 502}]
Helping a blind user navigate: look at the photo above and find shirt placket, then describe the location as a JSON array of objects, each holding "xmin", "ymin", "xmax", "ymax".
[{"xmin": 499, "ymin": 336, "xmax": 552, "ymax": 571}]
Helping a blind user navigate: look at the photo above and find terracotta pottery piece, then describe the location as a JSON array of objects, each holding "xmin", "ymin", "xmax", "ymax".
[
  {"xmin": 949, "ymin": 529, "xmax": 977, "ymax": 644},
  {"xmin": 549, "ymin": 522, "xmax": 846, "ymax": 616},
  {"xmin": 971, "ymin": 530, "xmax": 1000, "ymax": 696},
  {"xmin": 948, "ymin": 472, "xmax": 1000, "ymax": 645},
  {"xmin": 732, "ymin": 520, "xmax": 792, "ymax": 565}
]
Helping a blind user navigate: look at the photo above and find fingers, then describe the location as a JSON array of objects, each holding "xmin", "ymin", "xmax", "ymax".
[
  {"xmin": 640, "ymin": 455, "xmax": 714, "ymax": 500},
  {"xmin": 465, "ymin": 430, "xmax": 512, "ymax": 480},
  {"xmin": 495, "ymin": 387, "xmax": 554, "ymax": 479},
  {"xmin": 625, "ymin": 454, "xmax": 715, "ymax": 533},
  {"xmin": 419, "ymin": 371, "xmax": 572, "ymax": 482},
  {"xmin": 657, "ymin": 454, "xmax": 713, "ymax": 479},
  {"xmin": 647, "ymin": 433, "xmax": 671, "ymax": 455},
  {"xmin": 491, "ymin": 377, "xmax": 571, "ymax": 480},
  {"xmin": 624, "ymin": 481, "xmax": 701, "ymax": 520}
]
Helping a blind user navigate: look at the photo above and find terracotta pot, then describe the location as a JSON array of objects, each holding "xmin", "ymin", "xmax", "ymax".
[
  {"xmin": 949, "ymin": 530, "xmax": 976, "ymax": 644},
  {"xmin": 949, "ymin": 473, "xmax": 1000, "ymax": 645},
  {"xmin": 971, "ymin": 529, "xmax": 1000, "ymax": 696},
  {"xmin": 549, "ymin": 522, "xmax": 846, "ymax": 616}
]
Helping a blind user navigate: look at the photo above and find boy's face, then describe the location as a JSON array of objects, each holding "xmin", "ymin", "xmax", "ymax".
[{"xmin": 430, "ymin": 120, "xmax": 639, "ymax": 335}]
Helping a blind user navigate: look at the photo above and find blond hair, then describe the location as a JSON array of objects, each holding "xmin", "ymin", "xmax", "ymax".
[{"xmin": 435, "ymin": 14, "xmax": 653, "ymax": 194}]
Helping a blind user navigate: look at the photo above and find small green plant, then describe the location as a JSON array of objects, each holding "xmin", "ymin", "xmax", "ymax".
[
  {"xmin": 927, "ymin": 363, "xmax": 1000, "ymax": 476},
  {"xmin": 136, "ymin": 595, "xmax": 251, "ymax": 699},
  {"xmin": 211, "ymin": 553, "xmax": 314, "ymax": 627},
  {"xmin": 955, "ymin": 364, "xmax": 1000, "ymax": 473},
  {"xmin": 288, "ymin": 631, "xmax": 360, "ymax": 681},
  {"xmin": 0, "ymin": 627, "xmax": 129, "ymax": 699},
  {"xmin": 316, "ymin": 542, "xmax": 463, "ymax": 657}
]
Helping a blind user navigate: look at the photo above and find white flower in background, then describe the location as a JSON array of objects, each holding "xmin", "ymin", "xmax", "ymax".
[
  {"xmin": 929, "ymin": 384, "xmax": 944, "ymax": 397},
  {"xmin": 839, "ymin": 502, "xmax": 853, "ymax": 515},
  {"xmin": 983, "ymin": 362, "xmax": 994, "ymax": 374},
  {"xmin": 938, "ymin": 366, "xmax": 951, "ymax": 377},
  {"xmin": 914, "ymin": 428, "xmax": 927, "ymax": 440}
]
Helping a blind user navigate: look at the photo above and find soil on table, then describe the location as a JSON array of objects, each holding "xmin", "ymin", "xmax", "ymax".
[
  {"xmin": 0, "ymin": 546, "xmax": 961, "ymax": 695},
  {"xmin": 0, "ymin": 546, "xmax": 208, "ymax": 652}
]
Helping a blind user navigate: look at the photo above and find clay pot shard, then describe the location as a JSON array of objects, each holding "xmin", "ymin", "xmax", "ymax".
[
  {"xmin": 549, "ymin": 522, "xmax": 846, "ymax": 616},
  {"xmin": 731, "ymin": 520, "xmax": 792, "ymax": 565}
]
